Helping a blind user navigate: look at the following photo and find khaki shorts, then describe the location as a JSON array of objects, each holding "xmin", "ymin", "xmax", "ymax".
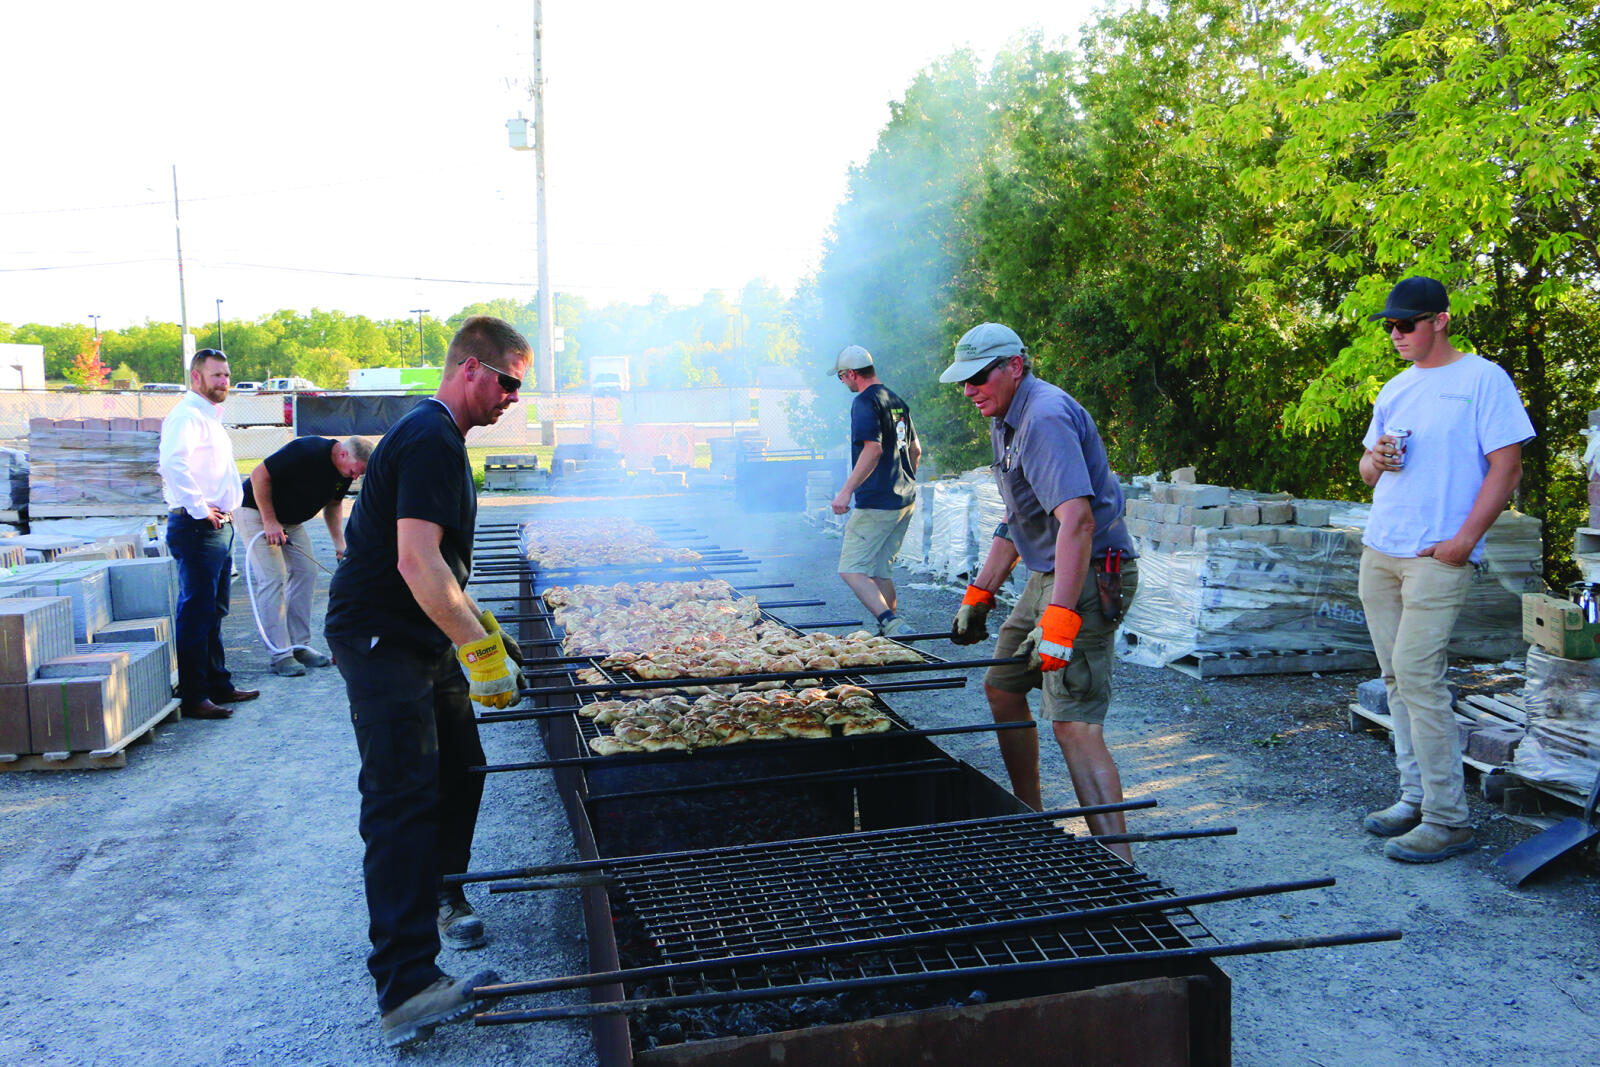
[
  {"xmin": 838, "ymin": 505, "xmax": 914, "ymax": 580},
  {"xmin": 986, "ymin": 561, "xmax": 1140, "ymax": 724}
]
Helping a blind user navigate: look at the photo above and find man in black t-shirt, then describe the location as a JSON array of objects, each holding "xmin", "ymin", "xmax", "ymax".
[
  {"xmin": 830, "ymin": 345, "xmax": 921, "ymax": 635},
  {"xmin": 324, "ymin": 316, "xmax": 531, "ymax": 1049},
  {"xmin": 236, "ymin": 435, "xmax": 371, "ymax": 675}
]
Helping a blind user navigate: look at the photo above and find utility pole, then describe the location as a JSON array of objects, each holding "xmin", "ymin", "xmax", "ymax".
[
  {"xmin": 410, "ymin": 309, "xmax": 430, "ymax": 367},
  {"xmin": 215, "ymin": 298, "xmax": 225, "ymax": 350},
  {"xmin": 173, "ymin": 165, "xmax": 191, "ymax": 375},
  {"xmin": 532, "ymin": 0, "xmax": 555, "ymax": 443}
]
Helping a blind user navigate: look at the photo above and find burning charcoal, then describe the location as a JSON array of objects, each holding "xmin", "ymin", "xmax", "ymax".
[{"xmin": 655, "ymin": 1021, "xmax": 685, "ymax": 1045}]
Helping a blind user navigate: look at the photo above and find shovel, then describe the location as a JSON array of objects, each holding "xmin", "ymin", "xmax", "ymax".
[{"xmin": 1492, "ymin": 763, "xmax": 1600, "ymax": 886}]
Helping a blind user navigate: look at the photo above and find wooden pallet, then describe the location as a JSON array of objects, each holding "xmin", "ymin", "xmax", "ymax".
[
  {"xmin": 1346, "ymin": 698, "xmax": 1587, "ymax": 819},
  {"xmin": 0, "ymin": 698, "xmax": 180, "ymax": 772},
  {"xmin": 1168, "ymin": 647, "xmax": 1377, "ymax": 679}
]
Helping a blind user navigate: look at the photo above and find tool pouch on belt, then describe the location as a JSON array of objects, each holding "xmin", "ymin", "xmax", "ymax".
[{"xmin": 1095, "ymin": 554, "xmax": 1124, "ymax": 624}]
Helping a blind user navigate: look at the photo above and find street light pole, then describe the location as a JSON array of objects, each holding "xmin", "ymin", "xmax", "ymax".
[
  {"xmin": 410, "ymin": 309, "xmax": 430, "ymax": 367},
  {"xmin": 215, "ymin": 298, "xmax": 225, "ymax": 350}
]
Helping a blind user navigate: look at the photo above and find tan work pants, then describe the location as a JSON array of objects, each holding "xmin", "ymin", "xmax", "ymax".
[
  {"xmin": 1358, "ymin": 548, "xmax": 1475, "ymax": 828},
  {"xmin": 235, "ymin": 506, "xmax": 318, "ymax": 660}
]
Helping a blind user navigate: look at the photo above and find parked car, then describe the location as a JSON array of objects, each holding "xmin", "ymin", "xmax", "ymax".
[
  {"xmin": 233, "ymin": 381, "xmax": 263, "ymax": 394},
  {"xmin": 140, "ymin": 382, "xmax": 184, "ymax": 392},
  {"xmin": 262, "ymin": 376, "xmax": 319, "ymax": 393}
]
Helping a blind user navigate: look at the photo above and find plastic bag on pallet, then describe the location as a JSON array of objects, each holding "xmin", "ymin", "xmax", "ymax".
[
  {"xmin": 1508, "ymin": 646, "xmax": 1600, "ymax": 796},
  {"xmin": 927, "ymin": 482, "xmax": 974, "ymax": 583}
]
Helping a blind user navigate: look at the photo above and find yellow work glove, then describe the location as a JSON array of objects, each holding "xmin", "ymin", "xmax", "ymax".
[
  {"xmin": 457, "ymin": 631, "xmax": 520, "ymax": 709},
  {"xmin": 949, "ymin": 585, "xmax": 996, "ymax": 645},
  {"xmin": 1017, "ymin": 604, "xmax": 1083, "ymax": 672},
  {"xmin": 477, "ymin": 609, "xmax": 524, "ymax": 667}
]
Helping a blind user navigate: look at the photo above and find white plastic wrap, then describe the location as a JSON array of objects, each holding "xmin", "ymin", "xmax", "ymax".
[
  {"xmin": 927, "ymin": 482, "xmax": 975, "ymax": 583},
  {"xmin": 1509, "ymin": 645, "xmax": 1600, "ymax": 796},
  {"xmin": 896, "ymin": 489, "xmax": 930, "ymax": 567}
]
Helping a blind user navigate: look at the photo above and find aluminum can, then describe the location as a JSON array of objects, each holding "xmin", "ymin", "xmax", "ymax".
[{"xmin": 1387, "ymin": 427, "xmax": 1411, "ymax": 469}]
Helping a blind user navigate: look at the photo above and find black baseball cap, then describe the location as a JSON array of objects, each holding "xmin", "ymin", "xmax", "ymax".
[{"xmin": 1366, "ymin": 277, "xmax": 1449, "ymax": 321}]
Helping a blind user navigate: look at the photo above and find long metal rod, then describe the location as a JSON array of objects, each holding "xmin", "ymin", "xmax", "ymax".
[
  {"xmin": 472, "ymin": 676, "xmax": 968, "ymax": 724},
  {"xmin": 472, "ymin": 720, "xmax": 1039, "ymax": 773},
  {"xmin": 519, "ymin": 655, "xmax": 1022, "ymax": 698},
  {"xmin": 578, "ymin": 759, "xmax": 961, "ymax": 803},
  {"xmin": 479, "ymin": 874, "xmax": 1334, "ymax": 999},
  {"xmin": 447, "ymin": 802, "xmax": 1158, "ymax": 886},
  {"xmin": 470, "ymin": 564, "xmax": 758, "ymax": 585},
  {"xmin": 487, "ymin": 826, "xmax": 1238, "ymax": 895},
  {"xmin": 473, "ymin": 929, "xmax": 1403, "ymax": 1023}
]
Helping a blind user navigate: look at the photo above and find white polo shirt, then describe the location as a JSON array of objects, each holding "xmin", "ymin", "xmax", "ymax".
[{"xmin": 159, "ymin": 389, "xmax": 244, "ymax": 519}]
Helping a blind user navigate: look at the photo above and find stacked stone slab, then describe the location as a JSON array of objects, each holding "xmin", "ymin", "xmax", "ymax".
[
  {"xmin": 1509, "ymin": 646, "xmax": 1600, "ymax": 797},
  {"xmin": 1120, "ymin": 482, "xmax": 1542, "ymax": 669},
  {"xmin": 0, "ymin": 597, "xmax": 77, "ymax": 755},
  {"xmin": 26, "ymin": 418, "xmax": 166, "ymax": 512}
]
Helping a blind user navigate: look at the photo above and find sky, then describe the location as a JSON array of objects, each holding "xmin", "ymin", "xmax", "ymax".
[{"xmin": 1, "ymin": 1, "xmax": 1105, "ymax": 331}]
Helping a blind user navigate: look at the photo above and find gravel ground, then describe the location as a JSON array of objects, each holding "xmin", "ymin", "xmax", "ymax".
[{"xmin": 2, "ymin": 487, "xmax": 1596, "ymax": 1066}]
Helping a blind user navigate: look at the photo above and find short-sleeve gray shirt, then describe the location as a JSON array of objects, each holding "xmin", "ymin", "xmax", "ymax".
[{"xmin": 990, "ymin": 374, "xmax": 1134, "ymax": 572}]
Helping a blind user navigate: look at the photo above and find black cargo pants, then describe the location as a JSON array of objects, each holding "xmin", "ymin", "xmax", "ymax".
[{"xmin": 328, "ymin": 635, "xmax": 485, "ymax": 1012}]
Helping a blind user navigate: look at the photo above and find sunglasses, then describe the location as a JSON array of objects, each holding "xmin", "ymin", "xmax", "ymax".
[
  {"xmin": 1383, "ymin": 314, "xmax": 1436, "ymax": 335},
  {"xmin": 475, "ymin": 358, "xmax": 524, "ymax": 392},
  {"xmin": 966, "ymin": 357, "xmax": 1011, "ymax": 386}
]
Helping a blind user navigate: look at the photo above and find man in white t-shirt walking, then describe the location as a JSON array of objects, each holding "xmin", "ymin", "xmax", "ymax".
[{"xmin": 1357, "ymin": 276, "xmax": 1536, "ymax": 863}]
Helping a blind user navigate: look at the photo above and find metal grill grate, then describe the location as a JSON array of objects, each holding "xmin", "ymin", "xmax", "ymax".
[{"xmin": 609, "ymin": 818, "xmax": 1215, "ymax": 997}]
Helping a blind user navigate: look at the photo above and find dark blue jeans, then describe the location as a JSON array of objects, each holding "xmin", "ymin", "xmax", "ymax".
[
  {"xmin": 328, "ymin": 634, "xmax": 485, "ymax": 1012},
  {"xmin": 167, "ymin": 511, "xmax": 235, "ymax": 703}
]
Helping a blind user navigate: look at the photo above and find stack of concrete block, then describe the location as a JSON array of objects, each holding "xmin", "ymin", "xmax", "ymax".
[
  {"xmin": 0, "ymin": 561, "xmax": 113, "ymax": 641},
  {"xmin": 1, "ymin": 445, "xmax": 26, "ymax": 510},
  {"xmin": 1120, "ymin": 479, "xmax": 1542, "ymax": 669},
  {"xmin": 26, "ymin": 417, "xmax": 166, "ymax": 514},
  {"xmin": 6, "ymin": 533, "xmax": 93, "ymax": 563},
  {"xmin": 0, "ymin": 597, "xmax": 77, "ymax": 756},
  {"xmin": 0, "ymin": 541, "xmax": 25, "ymax": 568},
  {"xmin": 26, "ymin": 641, "xmax": 172, "ymax": 755}
]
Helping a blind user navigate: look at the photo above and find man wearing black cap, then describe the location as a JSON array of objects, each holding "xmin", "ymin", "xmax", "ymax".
[
  {"xmin": 1357, "ymin": 276, "xmax": 1535, "ymax": 863},
  {"xmin": 940, "ymin": 323, "xmax": 1139, "ymax": 860},
  {"xmin": 831, "ymin": 345, "xmax": 921, "ymax": 635}
]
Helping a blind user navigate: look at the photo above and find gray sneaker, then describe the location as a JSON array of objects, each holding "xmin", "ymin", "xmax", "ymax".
[
  {"xmin": 293, "ymin": 648, "xmax": 332, "ymax": 668},
  {"xmin": 1384, "ymin": 822, "xmax": 1475, "ymax": 863},
  {"xmin": 270, "ymin": 656, "xmax": 307, "ymax": 677},
  {"xmin": 438, "ymin": 896, "xmax": 488, "ymax": 950},
  {"xmin": 879, "ymin": 615, "xmax": 911, "ymax": 637},
  {"xmin": 379, "ymin": 969, "xmax": 501, "ymax": 1048},
  {"xmin": 1362, "ymin": 800, "xmax": 1422, "ymax": 838}
]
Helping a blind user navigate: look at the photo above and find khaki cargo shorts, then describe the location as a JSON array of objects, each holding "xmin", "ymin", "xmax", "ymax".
[
  {"xmin": 838, "ymin": 505, "xmax": 914, "ymax": 580},
  {"xmin": 986, "ymin": 561, "xmax": 1140, "ymax": 724}
]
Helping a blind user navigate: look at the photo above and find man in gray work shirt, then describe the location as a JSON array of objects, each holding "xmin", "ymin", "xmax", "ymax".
[{"xmin": 942, "ymin": 323, "xmax": 1139, "ymax": 859}]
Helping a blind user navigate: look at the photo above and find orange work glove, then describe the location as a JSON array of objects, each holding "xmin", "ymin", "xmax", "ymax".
[
  {"xmin": 949, "ymin": 585, "xmax": 996, "ymax": 645},
  {"xmin": 1019, "ymin": 604, "xmax": 1082, "ymax": 672}
]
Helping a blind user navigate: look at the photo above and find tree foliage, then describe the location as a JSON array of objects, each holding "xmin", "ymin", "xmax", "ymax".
[{"xmin": 800, "ymin": 0, "xmax": 1599, "ymax": 581}]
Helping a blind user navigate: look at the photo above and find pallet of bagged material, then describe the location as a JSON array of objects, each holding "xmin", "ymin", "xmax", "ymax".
[
  {"xmin": 0, "ymin": 698, "xmax": 180, "ymax": 772},
  {"xmin": 1169, "ymin": 646, "xmax": 1376, "ymax": 679}
]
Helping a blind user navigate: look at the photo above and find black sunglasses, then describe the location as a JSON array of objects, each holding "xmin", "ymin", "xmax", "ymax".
[
  {"xmin": 1382, "ymin": 314, "xmax": 1436, "ymax": 335},
  {"xmin": 193, "ymin": 348, "xmax": 226, "ymax": 360},
  {"xmin": 966, "ymin": 357, "xmax": 1011, "ymax": 386},
  {"xmin": 474, "ymin": 358, "xmax": 523, "ymax": 392}
]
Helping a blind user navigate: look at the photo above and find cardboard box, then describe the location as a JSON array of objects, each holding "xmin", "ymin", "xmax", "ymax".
[
  {"xmin": 0, "ymin": 597, "xmax": 76, "ymax": 684},
  {"xmin": 1522, "ymin": 593, "xmax": 1600, "ymax": 659},
  {"xmin": 28, "ymin": 674, "xmax": 129, "ymax": 753},
  {"xmin": 0, "ymin": 683, "xmax": 31, "ymax": 755}
]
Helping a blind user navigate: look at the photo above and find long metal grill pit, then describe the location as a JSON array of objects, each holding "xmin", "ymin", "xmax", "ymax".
[{"xmin": 465, "ymin": 517, "xmax": 1400, "ymax": 1066}]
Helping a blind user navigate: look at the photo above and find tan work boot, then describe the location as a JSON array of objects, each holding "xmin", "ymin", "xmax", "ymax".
[
  {"xmin": 1362, "ymin": 800, "xmax": 1422, "ymax": 838},
  {"xmin": 1383, "ymin": 822, "xmax": 1475, "ymax": 864},
  {"xmin": 380, "ymin": 969, "xmax": 500, "ymax": 1048}
]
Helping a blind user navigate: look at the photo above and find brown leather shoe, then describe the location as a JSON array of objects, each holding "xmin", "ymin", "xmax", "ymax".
[
  {"xmin": 213, "ymin": 688, "xmax": 260, "ymax": 703},
  {"xmin": 183, "ymin": 699, "xmax": 234, "ymax": 719}
]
